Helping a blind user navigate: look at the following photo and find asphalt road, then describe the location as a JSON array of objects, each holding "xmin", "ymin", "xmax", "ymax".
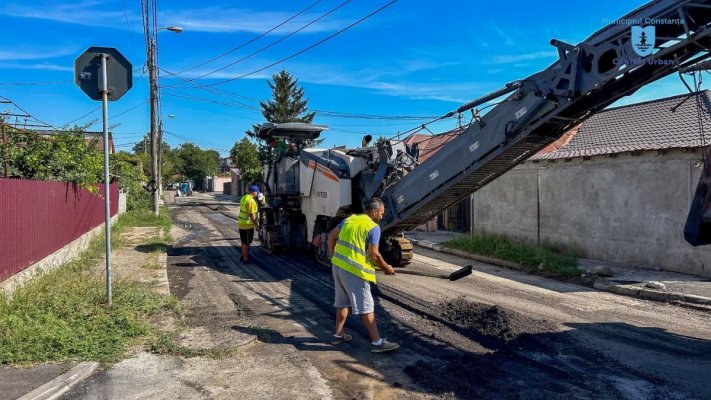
[{"xmin": 62, "ymin": 201, "xmax": 711, "ymax": 399}]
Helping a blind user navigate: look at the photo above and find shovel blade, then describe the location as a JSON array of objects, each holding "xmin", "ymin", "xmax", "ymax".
[{"xmin": 448, "ymin": 265, "xmax": 473, "ymax": 281}]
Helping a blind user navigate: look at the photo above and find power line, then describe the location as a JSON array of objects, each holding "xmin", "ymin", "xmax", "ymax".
[
  {"xmin": 163, "ymin": 130, "xmax": 231, "ymax": 152},
  {"xmin": 167, "ymin": 0, "xmax": 351, "ymax": 87},
  {"xmin": 162, "ymin": 91, "xmax": 261, "ymax": 112},
  {"xmin": 0, "ymin": 81, "xmax": 72, "ymax": 86},
  {"xmin": 66, "ymin": 101, "xmax": 148, "ymax": 129},
  {"xmin": 121, "ymin": 0, "xmax": 141, "ymax": 67},
  {"xmin": 316, "ymin": 110, "xmax": 438, "ymax": 120},
  {"xmin": 198, "ymin": 0, "xmax": 399, "ymax": 88},
  {"xmin": 162, "ymin": 67, "xmax": 438, "ymax": 121},
  {"xmin": 0, "ymin": 95, "xmax": 62, "ymax": 132},
  {"xmin": 173, "ymin": 0, "xmax": 325, "ymax": 76},
  {"xmin": 63, "ymin": 106, "xmax": 103, "ymax": 126}
]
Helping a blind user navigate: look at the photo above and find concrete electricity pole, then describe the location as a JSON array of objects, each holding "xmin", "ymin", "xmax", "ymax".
[
  {"xmin": 148, "ymin": 37, "xmax": 159, "ymax": 215},
  {"xmin": 148, "ymin": 25, "xmax": 181, "ymax": 215}
]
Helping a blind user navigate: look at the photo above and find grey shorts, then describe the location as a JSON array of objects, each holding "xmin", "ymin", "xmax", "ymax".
[{"xmin": 332, "ymin": 265, "xmax": 374, "ymax": 315}]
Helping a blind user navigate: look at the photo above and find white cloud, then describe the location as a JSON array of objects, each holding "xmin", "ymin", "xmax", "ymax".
[
  {"xmin": 0, "ymin": 62, "xmax": 73, "ymax": 71},
  {"xmin": 163, "ymin": 7, "xmax": 346, "ymax": 34},
  {"xmin": 0, "ymin": 1, "xmax": 128, "ymax": 27},
  {"xmin": 0, "ymin": 47, "xmax": 76, "ymax": 61},
  {"xmin": 163, "ymin": 53, "xmax": 485, "ymax": 104},
  {"xmin": 0, "ymin": 2, "xmax": 347, "ymax": 34},
  {"xmin": 281, "ymin": 62, "xmax": 492, "ymax": 103}
]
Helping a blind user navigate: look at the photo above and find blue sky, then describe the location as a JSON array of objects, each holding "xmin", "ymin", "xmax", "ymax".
[{"xmin": 0, "ymin": 0, "xmax": 692, "ymax": 156}]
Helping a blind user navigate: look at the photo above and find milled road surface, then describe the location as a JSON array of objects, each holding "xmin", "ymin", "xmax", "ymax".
[
  {"xmin": 64, "ymin": 201, "xmax": 711, "ymax": 399},
  {"xmin": 200, "ymin": 201, "xmax": 711, "ymax": 399}
]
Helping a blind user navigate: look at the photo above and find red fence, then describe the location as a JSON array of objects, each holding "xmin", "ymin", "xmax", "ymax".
[{"xmin": 0, "ymin": 179, "xmax": 118, "ymax": 282}]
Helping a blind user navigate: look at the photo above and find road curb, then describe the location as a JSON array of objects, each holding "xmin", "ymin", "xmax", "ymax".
[
  {"xmin": 411, "ymin": 239, "xmax": 711, "ymax": 309},
  {"xmin": 410, "ymin": 239, "xmax": 528, "ymax": 272},
  {"xmin": 593, "ymin": 281, "xmax": 711, "ymax": 308},
  {"xmin": 18, "ymin": 361, "xmax": 98, "ymax": 400}
]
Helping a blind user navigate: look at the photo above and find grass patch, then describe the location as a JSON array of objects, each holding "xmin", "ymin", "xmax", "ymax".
[
  {"xmin": 0, "ymin": 267, "xmax": 178, "ymax": 364},
  {"xmin": 115, "ymin": 206, "xmax": 173, "ymax": 241},
  {"xmin": 444, "ymin": 234, "xmax": 580, "ymax": 278},
  {"xmin": 147, "ymin": 333, "xmax": 205, "ymax": 358},
  {"xmin": 140, "ymin": 250, "xmax": 163, "ymax": 270},
  {"xmin": 0, "ymin": 208, "xmax": 178, "ymax": 365},
  {"xmin": 147, "ymin": 333, "xmax": 235, "ymax": 359}
]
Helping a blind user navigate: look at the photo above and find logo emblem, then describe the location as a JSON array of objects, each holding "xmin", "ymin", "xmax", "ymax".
[{"xmin": 631, "ymin": 25, "xmax": 655, "ymax": 57}]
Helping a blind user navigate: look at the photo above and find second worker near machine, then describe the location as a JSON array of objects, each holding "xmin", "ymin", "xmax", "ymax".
[{"xmin": 327, "ymin": 197, "xmax": 400, "ymax": 353}]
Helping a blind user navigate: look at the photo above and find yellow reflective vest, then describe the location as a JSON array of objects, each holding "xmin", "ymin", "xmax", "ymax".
[
  {"xmin": 239, "ymin": 194, "xmax": 258, "ymax": 229},
  {"xmin": 332, "ymin": 214, "xmax": 377, "ymax": 283}
]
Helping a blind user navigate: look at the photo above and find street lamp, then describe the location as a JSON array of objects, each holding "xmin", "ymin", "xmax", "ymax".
[
  {"xmin": 149, "ymin": 26, "xmax": 182, "ymax": 215},
  {"xmin": 163, "ymin": 26, "xmax": 183, "ymax": 33}
]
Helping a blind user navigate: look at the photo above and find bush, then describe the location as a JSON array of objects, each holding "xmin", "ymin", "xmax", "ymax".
[
  {"xmin": 127, "ymin": 187, "xmax": 151, "ymax": 211},
  {"xmin": 111, "ymin": 152, "xmax": 151, "ymax": 211}
]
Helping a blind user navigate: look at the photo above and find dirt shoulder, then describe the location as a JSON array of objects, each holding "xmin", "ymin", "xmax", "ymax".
[{"xmin": 62, "ymin": 213, "xmax": 338, "ymax": 400}]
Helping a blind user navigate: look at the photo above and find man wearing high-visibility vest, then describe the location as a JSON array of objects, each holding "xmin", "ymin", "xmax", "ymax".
[
  {"xmin": 238, "ymin": 185, "xmax": 261, "ymax": 263},
  {"xmin": 327, "ymin": 198, "xmax": 400, "ymax": 353}
]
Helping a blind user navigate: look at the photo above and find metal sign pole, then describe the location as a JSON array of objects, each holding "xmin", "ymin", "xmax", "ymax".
[
  {"xmin": 99, "ymin": 53, "xmax": 112, "ymax": 306},
  {"xmin": 75, "ymin": 46, "xmax": 132, "ymax": 305}
]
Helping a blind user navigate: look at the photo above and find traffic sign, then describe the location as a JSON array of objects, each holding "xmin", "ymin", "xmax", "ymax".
[{"xmin": 74, "ymin": 46, "xmax": 132, "ymax": 101}]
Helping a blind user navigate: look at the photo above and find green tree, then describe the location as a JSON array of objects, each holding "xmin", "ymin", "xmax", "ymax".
[
  {"xmin": 174, "ymin": 143, "xmax": 219, "ymax": 190},
  {"xmin": 230, "ymin": 137, "xmax": 262, "ymax": 183},
  {"xmin": 3, "ymin": 123, "xmax": 103, "ymax": 191},
  {"xmin": 246, "ymin": 69, "xmax": 321, "ymax": 164},
  {"xmin": 130, "ymin": 134, "xmax": 150, "ymax": 155},
  {"xmin": 110, "ymin": 151, "xmax": 150, "ymax": 211},
  {"xmin": 131, "ymin": 134, "xmax": 173, "ymax": 182},
  {"xmin": 161, "ymin": 147, "xmax": 177, "ymax": 186}
]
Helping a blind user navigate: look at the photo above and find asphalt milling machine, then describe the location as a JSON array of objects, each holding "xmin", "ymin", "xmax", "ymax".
[{"xmin": 255, "ymin": 0, "xmax": 711, "ymax": 269}]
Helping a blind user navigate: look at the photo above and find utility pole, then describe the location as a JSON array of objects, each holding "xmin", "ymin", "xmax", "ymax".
[
  {"xmin": 158, "ymin": 119, "xmax": 163, "ymax": 198},
  {"xmin": 149, "ymin": 37, "xmax": 159, "ymax": 215},
  {"xmin": 147, "ymin": 25, "xmax": 181, "ymax": 216}
]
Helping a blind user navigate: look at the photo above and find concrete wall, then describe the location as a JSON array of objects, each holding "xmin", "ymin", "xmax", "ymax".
[
  {"xmin": 230, "ymin": 170, "xmax": 242, "ymax": 198},
  {"xmin": 473, "ymin": 166, "xmax": 539, "ymax": 245},
  {"xmin": 212, "ymin": 176, "xmax": 231, "ymax": 193},
  {"xmin": 471, "ymin": 149, "xmax": 711, "ymax": 277}
]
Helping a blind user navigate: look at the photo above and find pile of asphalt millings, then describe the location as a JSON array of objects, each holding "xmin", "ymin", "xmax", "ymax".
[
  {"xmin": 405, "ymin": 298, "xmax": 564, "ymax": 399},
  {"xmin": 438, "ymin": 297, "xmax": 558, "ymax": 346}
]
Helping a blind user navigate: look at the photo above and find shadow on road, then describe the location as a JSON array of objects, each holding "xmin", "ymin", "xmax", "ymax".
[{"xmin": 166, "ymin": 207, "xmax": 711, "ymax": 400}]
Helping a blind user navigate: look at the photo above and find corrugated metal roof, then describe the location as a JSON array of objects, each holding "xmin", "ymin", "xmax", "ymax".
[{"xmin": 531, "ymin": 91, "xmax": 711, "ymax": 160}]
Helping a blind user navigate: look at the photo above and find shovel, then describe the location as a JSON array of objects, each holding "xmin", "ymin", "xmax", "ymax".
[{"xmin": 394, "ymin": 264, "xmax": 473, "ymax": 281}]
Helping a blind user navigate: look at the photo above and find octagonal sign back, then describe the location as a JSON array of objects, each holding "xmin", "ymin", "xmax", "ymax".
[{"xmin": 75, "ymin": 46, "xmax": 132, "ymax": 101}]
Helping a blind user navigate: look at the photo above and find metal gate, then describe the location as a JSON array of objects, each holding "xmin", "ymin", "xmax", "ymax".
[{"xmin": 437, "ymin": 197, "xmax": 470, "ymax": 233}]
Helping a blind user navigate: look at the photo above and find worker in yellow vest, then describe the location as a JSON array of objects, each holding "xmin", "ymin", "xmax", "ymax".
[
  {"xmin": 327, "ymin": 198, "xmax": 400, "ymax": 353},
  {"xmin": 238, "ymin": 185, "xmax": 260, "ymax": 263}
]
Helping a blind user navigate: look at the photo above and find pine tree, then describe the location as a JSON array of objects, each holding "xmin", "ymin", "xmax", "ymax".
[{"xmin": 245, "ymin": 69, "xmax": 322, "ymax": 164}]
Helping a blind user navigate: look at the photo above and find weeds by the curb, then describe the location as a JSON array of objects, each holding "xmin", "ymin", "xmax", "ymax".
[
  {"xmin": 0, "ymin": 208, "xmax": 177, "ymax": 365},
  {"xmin": 444, "ymin": 233, "xmax": 580, "ymax": 278},
  {"xmin": 147, "ymin": 332, "xmax": 241, "ymax": 359}
]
